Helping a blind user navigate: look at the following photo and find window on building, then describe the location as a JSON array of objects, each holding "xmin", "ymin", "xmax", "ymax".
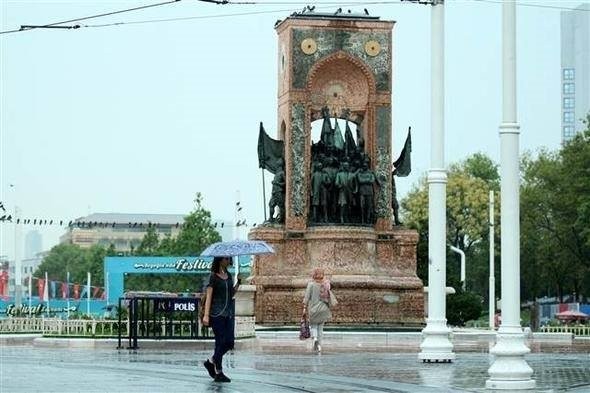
[
  {"xmin": 563, "ymin": 97, "xmax": 574, "ymax": 109},
  {"xmin": 563, "ymin": 83, "xmax": 575, "ymax": 94},
  {"xmin": 563, "ymin": 112, "xmax": 575, "ymax": 123},
  {"xmin": 563, "ymin": 126, "xmax": 575, "ymax": 140},
  {"xmin": 563, "ymin": 68, "xmax": 575, "ymax": 80}
]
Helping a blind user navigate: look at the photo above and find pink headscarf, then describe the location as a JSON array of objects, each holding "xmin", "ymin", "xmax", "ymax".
[{"xmin": 312, "ymin": 268, "xmax": 330, "ymax": 302}]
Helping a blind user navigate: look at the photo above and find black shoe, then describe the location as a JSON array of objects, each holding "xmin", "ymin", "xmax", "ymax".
[
  {"xmin": 203, "ymin": 359, "xmax": 215, "ymax": 379},
  {"xmin": 214, "ymin": 372, "xmax": 231, "ymax": 383}
]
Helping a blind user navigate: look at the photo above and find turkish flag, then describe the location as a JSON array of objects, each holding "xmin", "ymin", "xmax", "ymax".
[
  {"xmin": 92, "ymin": 286, "xmax": 101, "ymax": 298},
  {"xmin": 37, "ymin": 278, "xmax": 45, "ymax": 298},
  {"xmin": 61, "ymin": 282, "xmax": 68, "ymax": 299}
]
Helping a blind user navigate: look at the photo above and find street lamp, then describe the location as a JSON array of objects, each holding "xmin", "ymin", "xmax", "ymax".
[{"xmin": 449, "ymin": 245, "xmax": 465, "ymax": 291}]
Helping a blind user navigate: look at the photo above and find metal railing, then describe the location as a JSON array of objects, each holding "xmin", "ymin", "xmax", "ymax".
[
  {"xmin": 0, "ymin": 317, "xmax": 127, "ymax": 336},
  {"xmin": 540, "ymin": 325, "xmax": 590, "ymax": 336},
  {"xmin": 120, "ymin": 296, "xmax": 208, "ymax": 349}
]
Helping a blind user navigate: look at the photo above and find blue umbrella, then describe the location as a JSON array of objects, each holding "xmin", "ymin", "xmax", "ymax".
[{"xmin": 200, "ymin": 240, "xmax": 275, "ymax": 257}]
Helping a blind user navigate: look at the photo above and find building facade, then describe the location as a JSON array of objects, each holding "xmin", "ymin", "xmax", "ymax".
[
  {"xmin": 24, "ymin": 230, "xmax": 42, "ymax": 259},
  {"xmin": 561, "ymin": 4, "xmax": 590, "ymax": 143},
  {"xmin": 59, "ymin": 213, "xmax": 233, "ymax": 252},
  {"xmin": 6, "ymin": 252, "xmax": 46, "ymax": 298},
  {"xmin": 60, "ymin": 213, "xmax": 186, "ymax": 252}
]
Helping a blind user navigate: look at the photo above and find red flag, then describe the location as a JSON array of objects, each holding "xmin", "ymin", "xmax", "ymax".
[
  {"xmin": 92, "ymin": 286, "xmax": 101, "ymax": 298},
  {"xmin": 0, "ymin": 271, "xmax": 8, "ymax": 296},
  {"xmin": 37, "ymin": 278, "xmax": 45, "ymax": 298},
  {"xmin": 73, "ymin": 284, "xmax": 80, "ymax": 299}
]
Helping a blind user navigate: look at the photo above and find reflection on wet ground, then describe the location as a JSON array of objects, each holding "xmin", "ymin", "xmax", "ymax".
[{"xmin": 2, "ymin": 343, "xmax": 588, "ymax": 392}]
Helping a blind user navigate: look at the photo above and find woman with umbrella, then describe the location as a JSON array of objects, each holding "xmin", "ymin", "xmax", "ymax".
[
  {"xmin": 202, "ymin": 256, "xmax": 240, "ymax": 383},
  {"xmin": 200, "ymin": 240, "xmax": 274, "ymax": 383}
]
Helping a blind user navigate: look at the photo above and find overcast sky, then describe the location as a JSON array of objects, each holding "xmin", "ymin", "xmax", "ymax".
[{"xmin": 1, "ymin": 0, "xmax": 586, "ymax": 259}]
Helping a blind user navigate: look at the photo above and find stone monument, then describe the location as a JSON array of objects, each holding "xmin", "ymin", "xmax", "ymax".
[{"xmin": 250, "ymin": 9, "xmax": 423, "ymax": 325}]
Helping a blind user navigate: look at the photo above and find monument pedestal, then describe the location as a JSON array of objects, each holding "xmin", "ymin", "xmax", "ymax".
[{"xmin": 249, "ymin": 225, "xmax": 424, "ymax": 325}]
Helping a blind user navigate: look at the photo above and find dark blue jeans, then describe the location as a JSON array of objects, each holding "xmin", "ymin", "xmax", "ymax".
[{"xmin": 210, "ymin": 315, "xmax": 234, "ymax": 372}]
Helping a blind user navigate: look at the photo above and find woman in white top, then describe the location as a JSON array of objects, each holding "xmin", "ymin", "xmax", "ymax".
[{"xmin": 302, "ymin": 267, "xmax": 332, "ymax": 352}]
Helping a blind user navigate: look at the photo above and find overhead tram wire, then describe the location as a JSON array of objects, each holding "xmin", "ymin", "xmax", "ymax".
[
  {"xmin": 67, "ymin": 2, "xmax": 402, "ymax": 29},
  {"xmin": 0, "ymin": 0, "xmax": 391, "ymax": 34},
  {"xmin": 80, "ymin": 0, "xmax": 590, "ymax": 30},
  {"xmin": 0, "ymin": 0, "xmax": 185, "ymax": 35},
  {"xmin": 6, "ymin": 0, "xmax": 587, "ymax": 34},
  {"xmin": 470, "ymin": 0, "xmax": 590, "ymax": 12},
  {"xmin": 2, "ymin": 1, "xmax": 586, "ymax": 33}
]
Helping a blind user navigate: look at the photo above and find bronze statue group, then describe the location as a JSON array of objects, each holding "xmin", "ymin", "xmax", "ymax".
[{"xmin": 259, "ymin": 106, "xmax": 410, "ymax": 226}]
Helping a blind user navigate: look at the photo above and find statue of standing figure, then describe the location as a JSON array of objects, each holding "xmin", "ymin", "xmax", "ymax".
[
  {"xmin": 323, "ymin": 156, "xmax": 339, "ymax": 221},
  {"xmin": 356, "ymin": 160, "xmax": 380, "ymax": 224},
  {"xmin": 311, "ymin": 161, "xmax": 329, "ymax": 223},
  {"xmin": 268, "ymin": 159, "xmax": 286, "ymax": 223},
  {"xmin": 335, "ymin": 162, "xmax": 357, "ymax": 224}
]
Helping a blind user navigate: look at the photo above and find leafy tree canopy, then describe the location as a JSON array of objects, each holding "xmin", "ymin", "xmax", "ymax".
[
  {"xmin": 34, "ymin": 243, "xmax": 110, "ymax": 286},
  {"xmin": 35, "ymin": 193, "xmax": 222, "ymax": 294},
  {"xmin": 520, "ymin": 115, "xmax": 590, "ymax": 301}
]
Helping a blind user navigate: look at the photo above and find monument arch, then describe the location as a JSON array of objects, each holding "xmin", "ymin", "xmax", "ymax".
[{"xmin": 251, "ymin": 10, "xmax": 423, "ymax": 325}]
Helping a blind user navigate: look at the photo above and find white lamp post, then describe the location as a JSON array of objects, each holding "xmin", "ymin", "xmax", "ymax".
[
  {"xmin": 418, "ymin": 0, "xmax": 455, "ymax": 363},
  {"xmin": 449, "ymin": 246, "xmax": 465, "ymax": 291},
  {"xmin": 486, "ymin": 0, "xmax": 535, "ymax": 389},
  {"xmin": 13, "ymin": 205, "xmax": 22, "ymax": 307},
  {"xmin": 489, "ymin": 190, "xmax": 495, "ymax": 330}
]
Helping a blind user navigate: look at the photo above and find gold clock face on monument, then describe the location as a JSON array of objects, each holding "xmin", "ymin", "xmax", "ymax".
[
  {"xmin": 365, "ymin": 40, "xmax": 381, "ymax": 57},
  {"xmin": 301, "ymin": 38, "xmax": 317, "ymax": 55}
]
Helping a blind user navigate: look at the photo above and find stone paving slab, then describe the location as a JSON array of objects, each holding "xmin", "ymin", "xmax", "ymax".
[
  {"xmin": 0, "ymin": 346, "xmax": 464, "ymax": 393},
  {"xmin": 1, "ymin": 343, "xmax": 589, "ymax": 392}
]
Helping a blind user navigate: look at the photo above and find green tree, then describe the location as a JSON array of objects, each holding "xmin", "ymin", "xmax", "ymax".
[
  {"xmin": 134, "ymin": 225, "xmax": 161, "ymax": 256},
  {"xmin": 157, "ymin": 234, "xmax": 174, "ymax": 255},
  {"xmin": 446, "ymin": 278, "xmax": 483, "ymax": 326},
  {"xmin": 36, "ymin": 194, "xmax": 223, "ymax": 296},
  {"xmin": 520, "ymin": 115, "xmax": 590, "ymax": 302},
  {"xmin": 401, "ymin": 153, "xmax": 500, "ymax": 293},
  {"xmin": 171, "ymin": 193, "xmax": 222, "ymax": 255},
  {"xmin": 125, "ymin": 193, "xmax": 221, "ymax": 293},
  {"xmin": 34, "ymin": 243, "xmax": 106, "ymax": 288}
]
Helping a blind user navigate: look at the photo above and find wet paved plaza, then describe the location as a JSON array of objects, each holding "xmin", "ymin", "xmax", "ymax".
[{"xmin": 1, "ymin": 339, "xmax": 589, "ymax": 393}]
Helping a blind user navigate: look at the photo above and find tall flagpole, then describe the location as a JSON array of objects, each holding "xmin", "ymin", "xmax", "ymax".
[
  {"xmin": 486, "ymin": 0, "xmax": 535, "ymax": 389},
  {"xmin": 262, "ymin": 169, "xmax": 267, "ymax": 221},
  {"xmin": 44, "ymin": 271, "xmax": 49, "ymax": 317},
  {"xmin": 14, "ymin": 206, "xmax": 22, "ymax": 307},
  {"xmin": 28, "ymin": 273, "xmax": 32, "ymax": 318},
  {"xmin": 87, "ymin": 272, "xmax": 91, "ymax": 316},
  {"xmin": 489, "ymin": 190, "xmax": 495, "ymax": 330},
  {"xmin": 418, "ymin": 0, "xmax": 455, "ymax": 363},
  {"xmin": 66, "ymin": 271, "xmax": 70, "ymax": 319},
  {"xmin": 260, "ymin": 122, "xmax": 268, "ymax": 221},
  {"xmin": 105, "ymin": 272, "xmax": 109, "ymax": 307}
]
